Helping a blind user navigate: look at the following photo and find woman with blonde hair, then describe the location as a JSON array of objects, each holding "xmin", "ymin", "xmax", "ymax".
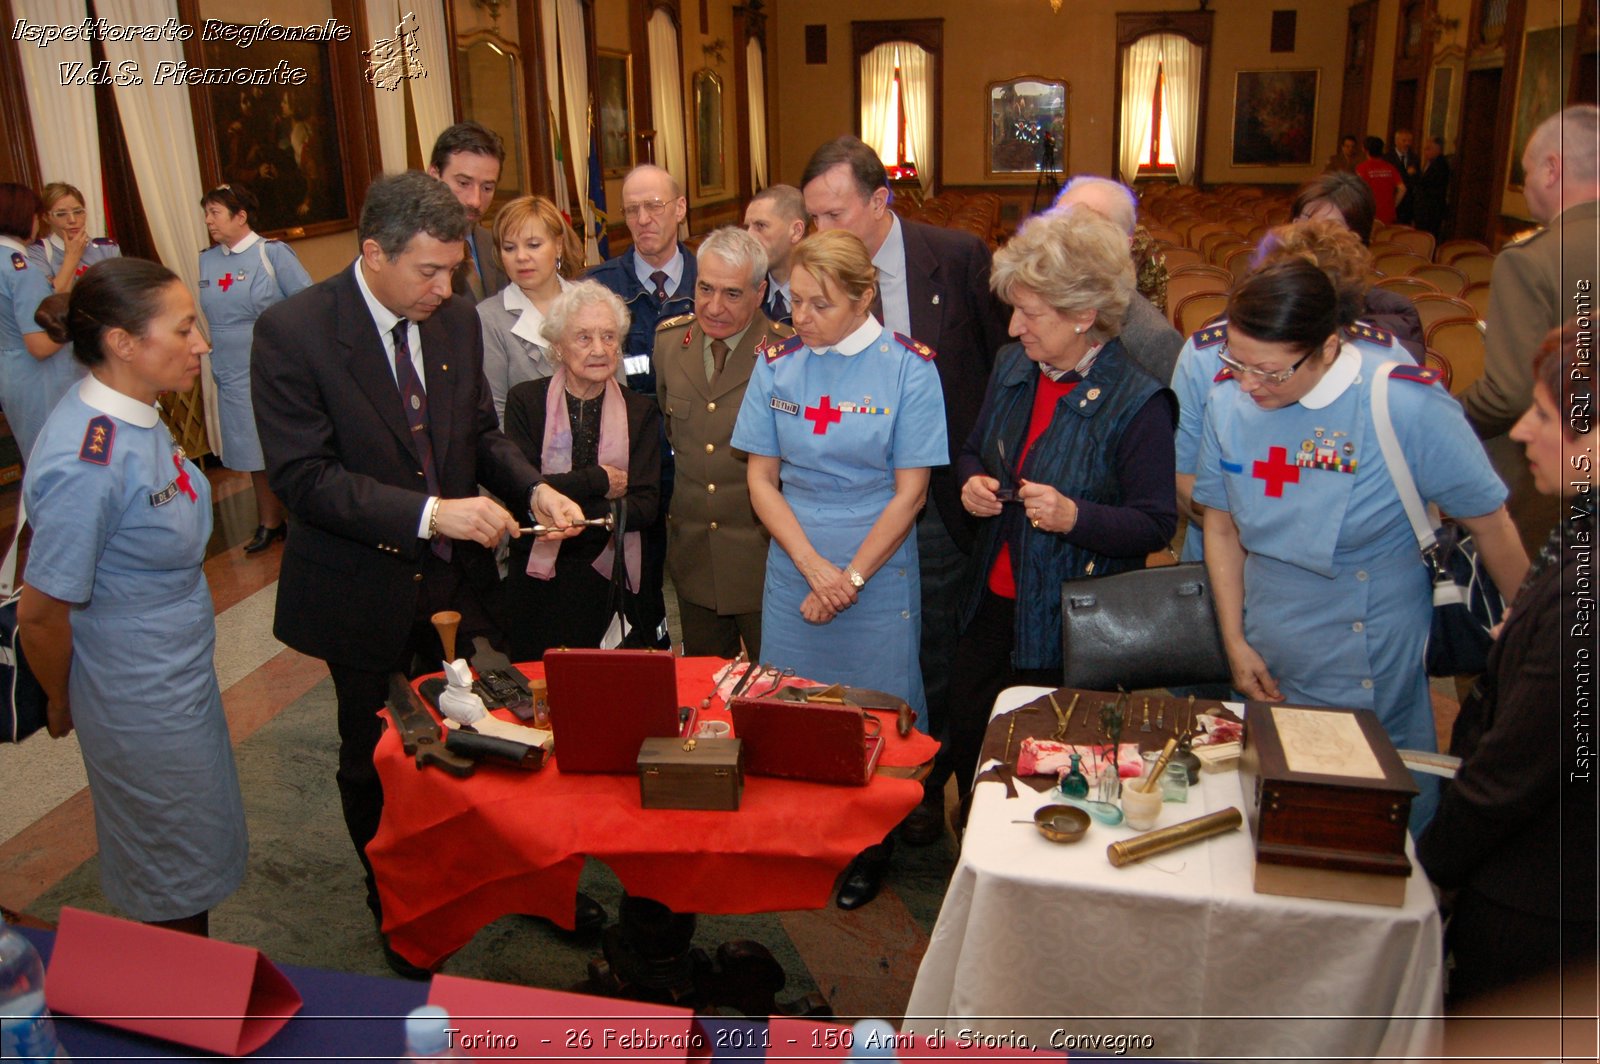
[
  {"xmin": 28, "ymin": 181, "xmax": 121, "ymax": 293},
  {"xmin": 731, "ymin": 229, "xmax": 946, "ymax": 724},
  {"xmin": 934, "ymin": 206, "xmax": 1176, "ymax": 800},
  {"xmin": 477, "ymin": 194, "xmax": 586, "ymax": 425}
]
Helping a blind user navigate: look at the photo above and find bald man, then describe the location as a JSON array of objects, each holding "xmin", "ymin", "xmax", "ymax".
[
  {"xmin": 1464, "ymin": 104, "xmax": 1599, "ymax": 551},
  {"xmin": 1051, "ymin": 177, "xmax": 1184, "ymax": 383}
]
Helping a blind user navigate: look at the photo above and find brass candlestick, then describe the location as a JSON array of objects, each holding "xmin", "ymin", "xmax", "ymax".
[
  {"xmin": 1106, "ymin": 807, "xmax": 1244, "ymax": 867},
  {"xmin": 431, "ymin": 610, "xmax": 461, "ymax": 662}
]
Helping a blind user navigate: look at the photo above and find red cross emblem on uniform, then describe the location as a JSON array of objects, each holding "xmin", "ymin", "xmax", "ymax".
[
  {"xmin": 173, "ymin": 453, "xmax": 198, "ymax": 502},
  {"xmin": 218, "ymin": 272, "xmax": 235, "ymax": 292},
  {"xmin": 74, "ymin": 263, "xmax": 88, "ymax": 277},
  {"xmin": 805, "ymin": 394, "xmax": 843, "ymax": 435},
  {"xmin": 1253, "ymin": 445, "xmax": 1300, "ymax": 497}
]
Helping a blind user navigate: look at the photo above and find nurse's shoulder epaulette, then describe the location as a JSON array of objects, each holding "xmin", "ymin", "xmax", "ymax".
[
  {"xmin": 765, "ymin": 334, "xmax": 804, "ymax": 361},
  {"xmin": 894, "ymin": 332, "xmax": 937, "ymax": 361},
  {"xmin": 1387, "ymin": 363, "xmax": 1443, "ymax": 387},
  {"xmin": 1191, "ymin": 322, "xmax": 1228, "ymax": 348}
]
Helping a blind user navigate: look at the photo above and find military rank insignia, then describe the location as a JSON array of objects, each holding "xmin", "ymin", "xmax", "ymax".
[
  {"xmin": 79, "ymin": 415, "xmax": 115, "ymax": 465},
  {"xmin": 894, "ymin": 332, "xmax": 937, "ymax": 361},
  {"xmin": 1296, "ymin": 428, "xmax": 1357, "ymax": 474},
  {"xmin": 1192, "ymin": 323, "xmax": 1228, "ymax": 348},
  {"xmin": 1389, "ymin": 363, "xmax": 1443, "ymax": 386},
  {"xmin": 1213, "ymin": 366, "xmax": 1235, "ymax": 383},
  {"xmin": 767, "ymin": 335, "xmax": 803, "ymax": 362},
  {"xmin": 1345, "ymin": 322, "xmax": 1394, "ymax": 346},
  {"xmin": 10, "ymin": 252, "xmax": 26, "ymax": 271}
]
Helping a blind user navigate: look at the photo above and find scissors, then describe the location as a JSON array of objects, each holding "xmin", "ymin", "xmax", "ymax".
[{"xmin": 752, "ymin": 665, "xmax": 796, "ymax": 698}]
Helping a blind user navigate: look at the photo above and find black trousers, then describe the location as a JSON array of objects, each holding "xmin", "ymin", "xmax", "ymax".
[
  {"xmin": 676, "ymin": 594, "xmax": 762, "ymax": 660},
  {"xmin": 938, "ymin": 589, "xmax": 1059, "ymax": 797},
  {"xmin": 917, "ymin": 507, "xmax": 968, "ymax": 742},
  {"xmin": 504, "ymin": 541, "xmax": 632, "ymax": 661},
  {"xmin": 328, "ymin": 552, "xmax": 498, "ymax": 917},
  {"xmin": 1445, "ymin": 887, "xmax": 1598, "ymax": 1003}
]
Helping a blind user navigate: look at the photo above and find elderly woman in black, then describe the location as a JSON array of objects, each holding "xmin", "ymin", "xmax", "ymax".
[
  {"xmin": 1418, "ymin": 320, "xmax": 1597, "ymax": 1002},
  {"xmin": 934, "ymin": 207, "xmax": 1178, "ymax": 800},
  {"xmin": 502, "ymin": 280, "xmax": 660, "ymax": 659}
]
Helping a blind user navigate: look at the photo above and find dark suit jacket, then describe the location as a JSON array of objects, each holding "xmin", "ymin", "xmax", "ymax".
[
  {"xmin": 898, "ymin": 217, "xmax": 1012, "ymax": 551},
  {"xmin": 452, "ymin": 224, "xmax": 509, "ymax": 299},
  {"xmin": 252, "ymin": 263, "xmax": 541, "ymax": 668}
]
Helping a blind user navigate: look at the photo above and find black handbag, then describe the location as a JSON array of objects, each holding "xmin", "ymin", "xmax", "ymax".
[
  {"xmin": 1059, "ymin": 562, "xmax": 1232, "ymax": 691},
  {"xmin": 1370, "ymin": 363, "xmax": 1506, "ymax": 676},
  {"xmin": 2, "ymin": 500, "xmax": 49, "ymax": 743}
]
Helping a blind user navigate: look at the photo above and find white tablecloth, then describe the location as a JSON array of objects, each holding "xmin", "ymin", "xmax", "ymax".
[{"xmin": 905, "ymin": 688, "xmax": 1443, "ymax": 1061}]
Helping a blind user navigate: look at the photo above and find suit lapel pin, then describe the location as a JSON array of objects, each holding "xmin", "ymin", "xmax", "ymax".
[{"xmin": 931, "ymin": 294, "xmax": 941, "ymax": 305}]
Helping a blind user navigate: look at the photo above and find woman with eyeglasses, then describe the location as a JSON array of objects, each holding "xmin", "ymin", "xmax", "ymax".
[
  {"xmin": 1195, "ymin": 259, "xmax": 1527, "ymax": 832},
  {"xmin": 196, "ymin": 184, "xmax": 312, "ymax": 553},
  {"xmin": 27, "ymin": 182, "xmax": 121, "ymax": 294},
  {"xmin": 0, "ymin": 183, "xmax": 68, "ymax": 463}
]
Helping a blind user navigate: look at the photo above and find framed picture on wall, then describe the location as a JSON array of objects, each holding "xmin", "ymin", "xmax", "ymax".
[
  {"xmin": 189, "ymin": 27, "xmax": 353, "ymax": 237},
  {"xmin": 597, "ymin": 50, "xmax": 635, "ymax": 178},
  {"xmin": 985, "ymin": 76, "xmax": 1069, "ymax": 177},
  {"xmin": 1506, "ymin": 25, "xmax": 1572, "ymax": 189},
  {"xmin": 1230, "ymin": 69, "xmax": 1320, "ymax": 167},
  {"xmin": 1425, "ymin": 47, "xmax": 1465, "ymax": 153}
]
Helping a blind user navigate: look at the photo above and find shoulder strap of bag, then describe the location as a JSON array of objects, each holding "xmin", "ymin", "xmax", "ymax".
[
  {"xmin": 257, "ymin": 239, "xmax": 279, "ymax": 291},
  {"xmin": 1370, "ymin": 360, "xmax": 1441, "ymax": 553},
  {"xmin": 1, "ymin": 496, "xmax": 27, "ymax": 599}
]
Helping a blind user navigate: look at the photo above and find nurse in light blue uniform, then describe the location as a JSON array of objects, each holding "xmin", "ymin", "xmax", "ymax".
[
  {"xmin": 731, "ymin": 231, "xmax": 947, "ymax": 727},
  {"xmin": 1194, "ymin": 260, "xmax": 1526, "ymax": 833},
  {"xmin": 197, "ymin": 184, "xmax": 311, "ymax": 552},
  {"xmin": 27, "ymin": 181, "xmax": 121, "ymax": 291},
  {"xmin": 0, "ymin": 183, "xmax": 66, "ymax": 462},
  {"xmin": 18, "ymin": 258, "xmax": 247, "ymax": 930}
]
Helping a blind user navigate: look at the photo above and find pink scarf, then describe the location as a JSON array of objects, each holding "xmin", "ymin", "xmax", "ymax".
[{"xmin": 526, "ymin": 366, "xmax": 641, "ymax": 590}]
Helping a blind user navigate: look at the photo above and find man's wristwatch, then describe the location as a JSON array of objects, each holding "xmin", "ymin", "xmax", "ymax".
[{"xmin": 847, "ymin": 567, "xmax": 866, "ymax": 589}]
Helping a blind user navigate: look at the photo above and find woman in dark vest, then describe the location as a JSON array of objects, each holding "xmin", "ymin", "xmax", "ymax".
[{"xmin": 938, "ymin": 207, "xmax": 1177, "ymax": 800}]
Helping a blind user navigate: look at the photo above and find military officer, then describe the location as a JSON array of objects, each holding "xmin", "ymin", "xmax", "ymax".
[{"xmin": 656, "ymin": 227, "xmax": 792, "ymax": 658}]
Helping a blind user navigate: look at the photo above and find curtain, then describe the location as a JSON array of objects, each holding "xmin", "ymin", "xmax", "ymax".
[
  {"xmin": 18, "ymin": 0, "xmax": 107, "ymax": 239},
  {"xmin": 647, "ymin": 9, "xmax": 687, "ymax": 236},
  {"xmin": 897, "ymin": 44, "xmax": 934, "ymax": 195},
  {"xmin": 363, "ymin": 0, "xmax": 408, "ymax": 174},
  {"xmin": 539, "ymin": 0, "xmax": 571, "ymax": 218},
  {"xmin": 556, "ymin": 0, "xmax": 597, "ymax": 264},
  {"xmin": 858, "ymin": 43, "xmax": 897, "ymax": 167},
  {"xmin": 98, "ymin": 0, "xmax": 216, "ymax": 452},
  {"xmin": 409, "ymin": 0, "xmax": 455, "ymax": 164},
  {"xmin": 746, "ymin": 38, "xmax": 768, "ymax": 191},
  {"xmin": 1118, "ymin": 35, "xmax": 1163, "ymax": 185},
  {"xmin": 1161, "ymin": 34, "xmax": 1203, "ymax": 186}
]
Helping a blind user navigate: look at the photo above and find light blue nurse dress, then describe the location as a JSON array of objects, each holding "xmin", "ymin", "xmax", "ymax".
[
  {"xmin": 0, "ymin": 237, "xmax": 76, "ymax": 462},
  {"xmin": 26, "ymin": 233, "xmax": 122, "ymax": 285},
  {"xmin": 731, "ymin": 320, "xmax": 948, "ymax": 727},
  {"xmin": 197, "ymin": 233, "xmax": 311, "ymax": 471},
  {"xmin": 23, "ymin": 376, "xmax": 248, "ymax": 921},
  {"xmin": 1193, "ymin": 342, "xmax": 1506, "ymax": 832},
  {"xmin": 1173, "ymin": 320, "xmax": 1408, "ymax": 562}
]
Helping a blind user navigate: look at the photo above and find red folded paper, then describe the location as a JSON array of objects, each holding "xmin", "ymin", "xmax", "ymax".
[
  {"xmin": 44, "ymin": 907, "xmax": 302, "ymax": 1055},
  {"xmin": 429, "ymin": 974, "xmax": 709, "ymax": 1060}
]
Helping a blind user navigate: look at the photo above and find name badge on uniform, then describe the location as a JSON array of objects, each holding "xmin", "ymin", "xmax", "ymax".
[
  {"xmin": 770, "ymin": 397, "xmax": 800, "ymax": 416},
  {"xmin": 149, "ymin": 481, "xmax": 180, "ymax": 507}
]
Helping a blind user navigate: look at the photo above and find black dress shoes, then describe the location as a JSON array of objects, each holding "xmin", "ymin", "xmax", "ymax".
[
  {"xmin": 835, "ymin": 844, "xmax": 892, "ymax": 910},
  {"xmin": 898, "ymin": 795, "xmax": 946, "ymax": 846},
  {"xmin": 243, "ymin": 524, "xmax": 286, "ymax": 554}
]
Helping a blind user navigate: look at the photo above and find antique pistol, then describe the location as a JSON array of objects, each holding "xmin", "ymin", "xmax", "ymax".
[{"xmin": 384, "ymin": 672, "xmax": 476, "ymax": 777}]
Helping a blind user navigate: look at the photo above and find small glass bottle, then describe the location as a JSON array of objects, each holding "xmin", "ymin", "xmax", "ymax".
[
  {"xmin": 1060, "ymin": 753, "xmax": 1090, "ymax": 798},
  {"xmin": 529, "ymin": 678, "xmax": 551, "ymax": 730},
  {"xmin": 1160, "ymin": 761, "xmax": 1189, "ymax": 803}
]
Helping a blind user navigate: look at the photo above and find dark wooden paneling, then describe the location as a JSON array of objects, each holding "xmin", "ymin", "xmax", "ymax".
[
  {"xmin": 0, "ymin": 0, "xmax": 41, "ymax": 189},
  {"xmin": 1339, "ymin": 1, "xmax": 1379, "ymax": 146},
  {"xmin": 516, "ymin": 0, "xmax": 556, "ymax": 193}
]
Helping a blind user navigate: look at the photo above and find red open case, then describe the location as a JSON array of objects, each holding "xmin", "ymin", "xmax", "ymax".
[
  {"xmin": 543, "ymin": 648, "xmax": 681, "ymax": 773},
  {"xmin": 729, "ymin": 695, "xmax": 885, "ymax": 785}
]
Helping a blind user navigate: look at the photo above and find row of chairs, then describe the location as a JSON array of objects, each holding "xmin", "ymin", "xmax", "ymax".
[{"xmin": 898, "ymin": 190, "xmax": 1003, "ymax": 248}]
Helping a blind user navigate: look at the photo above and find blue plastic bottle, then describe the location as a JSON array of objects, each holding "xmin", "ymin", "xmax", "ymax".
[{"xmin": 0, "ymin": 916, "xmax": 70, "ymax": 1061}]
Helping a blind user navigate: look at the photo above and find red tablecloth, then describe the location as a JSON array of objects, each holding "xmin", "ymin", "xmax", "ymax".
[{"xmin": 369, "ymin": 657, "xmax": 936, "ymax": 968}]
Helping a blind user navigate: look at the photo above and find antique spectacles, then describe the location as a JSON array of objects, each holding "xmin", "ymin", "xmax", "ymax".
[
  {"xmin": 1217, "ymin": 345, "xmax": 1316, "ymax": 386},
  {"xmin": 48, "ymin": 207, "xmax": 87, "ymax": 221},
  {"xmin": 623, "ymin": 200, "xmax": 670, "ymax": 220}
]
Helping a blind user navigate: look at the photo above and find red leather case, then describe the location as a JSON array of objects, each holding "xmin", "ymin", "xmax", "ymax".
[
  {"xmin": 543, "ymin": 648, "xmax": 681, "ymax": 773},
  {"xmin": 729, "ymin": 697, "xmax": 885, "ymax": 785}
]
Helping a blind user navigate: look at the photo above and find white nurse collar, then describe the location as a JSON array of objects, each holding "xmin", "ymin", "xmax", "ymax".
[
  {"xmin": 1298, "ymin": 342, "xmax": 1361, "ymax": 411},
  {"xmin": 79, "ymin": 374, "xmax": 160, "ymax": 428},
  {"xmin": 819, "ymin": 316, "xmax": 880, "ymax": 357}
]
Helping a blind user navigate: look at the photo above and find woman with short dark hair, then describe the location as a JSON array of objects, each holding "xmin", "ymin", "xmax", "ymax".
[
  {"xmin": 197, "ymin": 183, "xmax": 313, "ymax": 552},
  {"xmin": 1196, "ymin": 260, "xmax": 1527, "ymax": 832},
  {"xmin": 17, "ymin": 257, "xmax": 248, "ymax": 935}
]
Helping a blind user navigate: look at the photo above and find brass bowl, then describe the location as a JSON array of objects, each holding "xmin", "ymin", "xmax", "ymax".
[{"xmin": 1032, "ymin": 804, "xmax": 1091, "ymax": 844}]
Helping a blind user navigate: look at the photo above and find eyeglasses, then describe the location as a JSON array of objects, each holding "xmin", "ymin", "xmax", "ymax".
[
  {"xmin": 1218, "ymin": 345, "xmax": 1316, "ymax": 386},
  {"xmin": 622, "ymin": 200, "xmax": 671, "ymax": 220},
  {"xmin": 47, "ymin": 208, "xmax": 86, "ymax": 221}
]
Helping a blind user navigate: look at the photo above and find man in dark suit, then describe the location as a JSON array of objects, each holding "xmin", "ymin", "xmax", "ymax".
[
  {"xmin": 743, "ymin": 183, "xmax": 806, "ymax": 326},
  {"xmin": 1410, "ymin": 136, "xmax": 1452, "ymax": 238},
  {"xmin": 428, "ymin": 121, "xmax": 510, "ymax": 300},
  {"xmin": 252, "ymin": 171, "xmax": 584, "ymax": 970},
  {"xmin": 1385, "ymin": 128, "xmax": 1420, "ymax": 224},
  {"xmin": 801, "ymin": 136, "xmax": 1010, "ymax": 899}
]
